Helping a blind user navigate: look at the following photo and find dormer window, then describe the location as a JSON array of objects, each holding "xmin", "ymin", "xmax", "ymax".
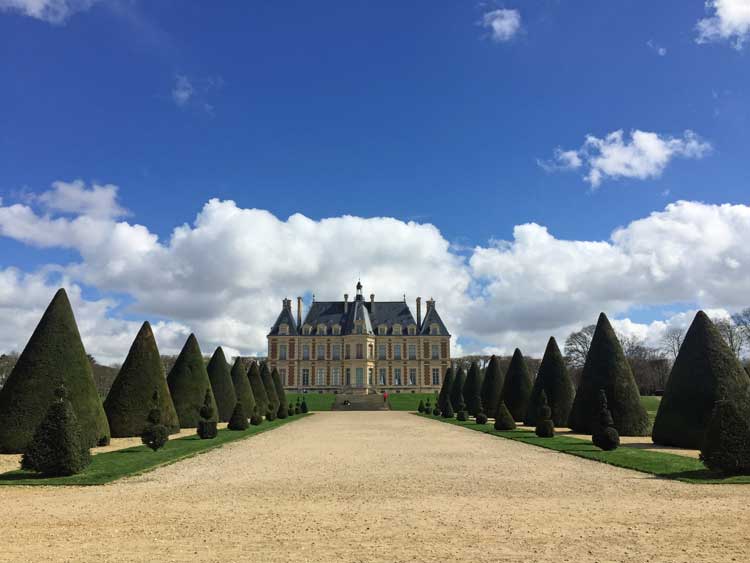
[
  {"xmin": 332, "ymin": 324, "xmax": 341, "ymax": 336},
  {"xmin": 279, "ymin": 323, "xmax": 289, "ymax": 336},
  {"xmin": 378, "ymin": 324, "xmax": 387, "ymax": 336},
  {"xmin": 355, "ymin": 322, "xmax": 364, "ymax": 335},
  {"xmin": 430, "ymin": 323, "xmax": 440, "ymax": 335},
  {"xmin": 317, "ymin": 324, "xmax": 327, "ymax": 335},
  {"xmin": 303, "ymin": 325, "xmax": 312, "ymax": 336},
  {"xmin": 393, "ymin": 324, "xmax": 402, "ymax": 336},
  {"xmin": 408, "ymin": 324, "xmax": 416, "ymax": 336}
]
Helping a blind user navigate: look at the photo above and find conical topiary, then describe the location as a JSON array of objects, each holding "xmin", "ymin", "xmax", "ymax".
[
  {"xmin": 699, "ymin": 399, "xmax": 750, "ymax": 475},
  {"xmin": 524, "ymin": 337, "xmax": 575, "ymax": 427},
  {"xmin": 300, "ymin": 398, "xmax": 309, "ymax": 414},
  {"xmin": 228, "ymin": 402, "xmax": 249, "ymax": 431},
  {"xmin": 417, "ymin": 399, "xmax": 425, "ymax": 413},
  {"xmin": 231, "ymin": 357, "xmax": 256, "ymax": 418},
  {"xmin": 450, "ymin": 365, "xmax": 467, "ymax": 412},
  {"xmin": 0, "ymin": 288, "xmax": 110, "ymax": 453},
  {"xmin": 441, "ymin": 399, "xmax": 454, "ymax": 418},
  {"xmin": 502, "ymin": 349, "xmax": 534, "ymax": 422},
  {"xmin": 141, "ymin": 389, "xmax": 169, "ymax": 451},
  {"xmin": 104, "ymin": 321, "xmax": 179, "ymax": 437},
  {"xmin": 206, "ymin": 347, "xmax": 237, "ymax": 423},
  {"xmin": 476, "ymin": 406, "xmax": 488, "ymax": 425},
  {"xmin": 197, "ymin": 389, "xmax": 218, "ymax": 439},
  {"xmin": 480, "ymin": 356, "xmax": 505, "ymax": 422},
  {"xmin": 260, "ymin": 363, "xmax": 280, "ymax": 419},
  {"xmin": 21, "ymin": 386, "xmax": 91, "ymax": 476},
  {"xmin": 534, "ymin": 390, "xmax": 555, "ymax": 438},
  {"xmin": 248, "ymin": 362, "xmax": 269, "ymax": 416},
  {"xmin": 271, "ymin": 367, "xmax": 288, "ymax": 419},
  {"xmin": 167, "ymin": 334, "xmax": 218, "ymax": 428},
  {"xmin": 493, "ymin": 401, "xmax": 516, "ymax": 431},
  {"xmin": 250, "ymin": 404, "xmax": 262, "ymax": 426},
  {"xmin": 592, "ymin": 390, "xmax": 619, "ymax": 451},
  {"xmin": 653, "ymin": 311, "xmax": 750, "ymax": 449},
  {"xmin": 437, "ymin": 367, "xmax": 455, "ymax": 414},
  {"xmin": 568, "ymin": 313, "xmax": 649, "ymax": 436},
  {"xmin": 463, "ymin": 361, "xmax": 484, "ymax": 416}
]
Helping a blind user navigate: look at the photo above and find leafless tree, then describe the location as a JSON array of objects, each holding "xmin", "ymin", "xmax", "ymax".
[
  {"xmin": 660, "ymin": 326, "xmax": 685, "ymax": 361},
  {"xmin": 731, "ymin": 307, "xmax": 750, "ymax": 343},
  {"xmin": 564, "ymin": 324, "xmax": 596, "ymax": 369},
  {"xmin": 713, "ymin": 317, "xmax": 745, "ymax": 359}
]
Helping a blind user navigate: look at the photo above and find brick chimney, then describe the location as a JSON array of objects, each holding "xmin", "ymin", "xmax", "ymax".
[
  {"xmin": 416, "ymin": 296, "xmax": 422, "ymax": 328},
  {"xmin": 296, "ymin": 296, "xmax": 303, "ymax": 329}
]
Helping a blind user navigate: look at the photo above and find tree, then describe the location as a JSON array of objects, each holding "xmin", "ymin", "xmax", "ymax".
[
  {"xmin": 437, "ymin": 367, "xmax": 454, "ymax": 413},
  {"xmin": 568, "ymin": 313, "xmax": 650, "ymax": 436},
  {"xmin": 141, "ymin": 389, "xmax": 169, "ymax": 451},
  {"xmin": 417, "ymin": 400, "xmax": 425, "ymax": 413},
  {"xmin": 534, "ymin": 390, "xmax": 555, "ymax": 438},
  {"xmin": 564, "ymin": 324, "xmax": 596, "ymax": 369},
  {"xmin": 167, "ymin": 334, "xmax": 218, "ymax": 428},
  {"xmin": 653, "ymin": 311, "xmax": 750, "ymax": 448},
  {"xmin": 206, "ymin": 347, "xmax": 237, "ymax": 422},
  {"xmin": 450, "ymin": 366, "xmax": 466, "ymax": 412},
  {"xmin": 480, "ymin": 356, "xmax": 505, "ymax": 421},
  {"xmin": 230, "ymin": 357, "xmax": 256, "ymax": 420},
  {"xmin": 732, "ymin": 308, "xmax": 750, "ymax": 348},
  {"xmin": 660, "ymin": 326, "xmax": 685, "ymax": 361},
  {"xmin": 618, "ymin": 334, "xmax": 671, "ymax": 395},
  {"xmin": 502, "ymin": 349, "xmax": 534, "ymax": 422},
  {"xmin": 592, "ymin": 390, "xmax": 619, "ymax": 451},
  {"xmin": 463, "ymin": 361, "xmax": 483, "ymax": 416},
  {"xmin": 700, "ymin": 399, "xmax": 750, "ymax": 475},
  {"xmin": 21, "ymin": 386, "xmax": 91, "ymax": 476},
  {"xmin": 247, "ymin": 362, "xmax": 270, "ymax": 417},
  {"xmin": 104, "ymin": 321, "xmax": 179, "ymax": 437},
  {"xmin": 493, "ymin": 401, "xmax": 516, "ymax": 431},
  {"xmin": 713, "ymin": 317, "xmax": 745, "ymax": 359},
  {"xmin": 0, "ymin": 288, "xmax": 110, "ymax": 453},
  {"xmin": 300, "ymin": 398, "xmax": 309, "ymax": 414},
  {"xmin": 271, "ymin": 367, "xmax": 288, "ymax": 419},
  {"xmin": 197, "ymin": 389, "xmax": 218, "ymax": 439},
  {"xmin": 228, "ymin": 402, "xmax": 249, "ymax": 431},
  {"xmin": 524, "ymin": 337, "xmax": 575, "ymax": 427},
  {"xmin": 260, "ymin": 363, "xmax": 279, "ymax": 421}
]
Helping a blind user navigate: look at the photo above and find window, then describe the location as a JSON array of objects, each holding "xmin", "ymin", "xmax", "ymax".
[
  {"xmin": 345, "ymin": 368, "xmax": 351, "ymax": 385},
  {"xmin": 279, "ymin": 323, "xmax": 288, "ymax": 335},
  {"xmin": 378, "ymin": 344, "xmax": 386, "ymax": 360},
  {"xmin": 316, "ymin": 368, "xmax": 325, "ymax": 386},
  {"xmin": 302, "ymin": 368, "xmax": 310, "ymax": 386},
  {"xmin": 393, "ymin": 324, "xmax": 402, "ymax": 335},
  {"xmin": 378, "ymin": 368, "xmax": 386, "ymax": 385},
  {"xmin": 408, "ymin": 368, "xmax": 416, "ymax": 386},
  {"xmin": 368, "ymin": 368, "xmax": 373, "ymax": 385},
  {"xmin": 303, "ymin": 325, "xmax": 311, "ymax": 335},
  {"xmin": 408, "ymin": 324, "xmax": 416, "ymax": 336},
  {"xmin": 355, "ymin": 367, "xmax": 364, "ymax": 386},
  {"xmin": 302, "ymin": 344, "xmax": 310, "ymax": 360},
  {"xmin": 393, "ymin": 344, "xmax": 402, "ymax": 360},
  {"xmin": 356, "ymin": 343, "xmax": 364, "ymax": 359},
  {"xmin": 432, "ymin": 368, "xmax": 440, "ymax": 386},
  {"xmin": 332, "ymin": 344, "xmax": 341, "ymax": 360},
  {"xmin": 378, "ymin": 325, "xmax": 387, "ymax": 336},
  {"xmin": 431, "ymin": 344, "xmax": 439, "ymax": 360},
  {"xmin": 331, "ymin": 367, "xmax": 341, "ymax": 386},
  {"xmin": 408, "ymin": 344, "xmax": 417, "ymax": 360},
  {"xmin": 280, "ymin": 367, "xmax": 287, "ymax": 385},
  {"xmin": 279, "ymin": 343, "xmax": 287, "ymax": 360},
  {"xmin": 368, "ymin": 344, "xmax": 374, "ymax": 359},
  {"xmin": 332, "ymin": 324, "xmax": 341, "ymax": 335},
  {"xmin": 394, "ymin": 368, "xmax": 402, "ymax": 386},
  {"xmin": 317, "ymin": 324, "xmax": 327, "ymax": 335},
  {"xmin": 317, "ymin": 344, "xmax": 325, "ymax": 360},
  {"xmin": 430, "ymin": 324, "xmax": 440, "ymax": 335},
  {"xmin": 345, "ymin": 344, "xmax": 351, "ymax": 360}
]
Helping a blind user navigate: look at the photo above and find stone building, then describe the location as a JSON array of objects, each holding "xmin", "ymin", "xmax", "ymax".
[{"xmin": 267, "ymin": 281, "xmax": 450, "ymax": 393}]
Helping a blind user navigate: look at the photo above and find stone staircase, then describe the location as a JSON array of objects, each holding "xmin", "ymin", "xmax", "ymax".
[{"xmin": 332, "ymin": 393, "xmax": 390, "ymax": 411}]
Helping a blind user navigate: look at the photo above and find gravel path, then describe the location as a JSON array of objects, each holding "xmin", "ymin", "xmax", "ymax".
[{"xmin": 0, "ymin": 412, "xmax": 748, "ymax": 563}]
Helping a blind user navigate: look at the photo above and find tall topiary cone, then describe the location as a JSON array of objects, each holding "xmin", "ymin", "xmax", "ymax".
[
  {"xmin": 437, "ymin": 367, "xmax": 454, "ymax": 414},
  {"xmin": 700, "ymin": 399, "xmax": 750, "ymax": 475},
  {"xmin": 493, "ymin": 401, "xmax": 516, "ymax": 431},
  {"xmin": 104, "ymin": 321, "xmax": 179, "ymax": 437},
  {"xmin": 231, "ymin": 357, "xmax": 256, "ymax": 417},
  {"xmin": 248, "ymin": 361, "xmax": 269, "ymax": 416},
  {"xmin": 260, "ymin": 362, "xmax": 280, "ymax": 420},
  {"xmin": 167, "ymin": 334, "xmax": 218, "ymax": 428},
  {"xmin": 463, "ymin": 361, "xmax": 484, "ymax": 416},
  {"xmin": 206, "ymin": 347, "xmax": 237, "ymax": 422},
  {"xmin": 568, "ymin": 313, "xmax": 649, "ymax": 436},
  {"xmin": 524, "ymin": 337, "xmax": 575, "ymax": 427},
  {"xmin": 502, "ymin": 348, "xmax": 534, "ymax": 421},
  {"xmin": 480, "ymin": 356, "xmax": 505, "ymax": 422},
  {"xmin": 271, "ymin": 367, "xmax": 289, "ymax": 419},
  {"xmin": 653, "ymin": 311, "xmax": 750, "ymax": 449},
  {"xmin": 450, "ymin": 365, "xmax": 467, "ymax": 412},
  {"xmin": 0, "ymin": 288, "xmax": 110, "ymax": 453}
]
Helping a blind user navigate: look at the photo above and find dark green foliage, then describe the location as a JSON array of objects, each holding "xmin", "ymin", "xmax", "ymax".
[
  {"xmin": 260, "ymin": 363, "xmax": 280, "ymax": 416},
  {"xmin": 167, "ymin": 334, "xmax": 218, "ymax": 428},
  {"xmin": 228, "ymin": 402, "xmax": 249, "ymax": 431},
  {"xmin": 437, "ymin": 367, "xmax": 454, "ymax": 413},
  {"xmin": 700, "ymin": 400, "xmax": 750, "ymax": 475},
  {"xmin": 197, "ymin": 389, "xmax": 218, "ymax": 439},
  {"xmin": 441, "ymin": 400, "xmax": 454, "ymax": 418},
  {"xmin": 534, "ymin": 390, "xmax": 555, "ymax": 438},
  {"xmin": 266, "ymin": 406, "xmax": 277, "ymax": 422},
  {"xmin": 450, "ymin": 366, "xmax": 466, "ymax": 412},
  {"xmin": 502, "ymin": 349, "xmax": 534, "ymax": 422},
  {"xmin": 294, "ymin": 405, "xmax": 300, "ymax": 415},
  {"xmin": 288, "ymin": 402, "xmax": 294, "ymax": 416},
  {"xmin": 140, "ymin": 389, "xmax": 169, "ymax": 451},
  {"xmin": 463, "ymin": 362, "xmax": 484, "ymax": 416},
  {"xmin": 0, "ymin": 288, "xmax": 110, "ymax": 453},
  {"xmin": 524, "ymin": 337, "xmax": 575, "ymax": 427},
  {"xmin": 104, "ymin": 321, "xmax": 179, "ymax": 437},
  {"xmin": 21, "ymin": 386, "xmax": 91, "ymax": 476},
  {"xmin": 250, "ymin": 405, "xmax": 262, "ymax": 426},
  {"xmin": 493, "ymin": 401, "xmax": 516, "ymax": 431},
  {"xmin": 417, "ymin": 400, "xmax": 425, "ymax": 413},
  {"xmin": 424, "ymin": 400, "xmax": 431, "ymax": 415},
  {"xmin": 476, "ymin": 407, "xmax": 488, "ymax": 425},
  {"xmin": 653, "ymin": 311, "xmax": 750, "ymax": 449},
  {"xmin": 247, "ymin": 362, "xmax": 269, "ymax": 416},
  {"xmin": 432, "ymin": 406, "xmax": 440, "ymax": 416},
  {"xmin": 456, "ymin": 399, "xmax": 468, "ymax": 421},
  {"xmin": 568, "ymin": 313, "xmax": 650, "ymax": 436},
  {"xmin": 300, "ymin": 399, "xmax": 309, "ymax": 414},
  {"xmin": 592, "ymin": 390, "xmax": 620, "ymax": 451},
  {"xmin": 271, "ymin": 367, "xmax": 288, "ymax": 419},
  {"xmin": 480, "ymin": 356, "xmax": 505, "ymax": 423},
  {"xmin": 206, "ymin": 347, "xmax": 237, "ymax": 422},
  {"xmin": 230, "ymin": 358, "xmax": 256, "ymax": 419}
]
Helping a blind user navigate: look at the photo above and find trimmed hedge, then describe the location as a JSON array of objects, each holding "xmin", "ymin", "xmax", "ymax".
[
  {"xmin": 534, "ymin": 390, "xmax": 555, "ymax": 438},
  {"xmin": 197, "ymin": 389, "xmax": 218, "ymax": 439},
  {"xmin": 260, "ymin": 363, "xmax": 279, "ymax": 421},
  {"xmin": 653, "ymin": 311, "xmax": 750, "ymax": 449},
  {"xmin": 141, "ymin": 393, "xmax": 169, "ymax": 452},
  {"xmin": 480, "ymin": 356, "xmax": 505, "ymax": 422},
  {"xmin": 592, "ymin": 390, "xmax": 620, "ymax": 451},
  {"xmin": 502, "ymin": 348, "xmax": 533, "ymax": 422},
  {"xmin": 524, "ymin": 337, "xmax": 575, "ymax": 427},
  {"xmin": 230, "ymin": 357, "xmax": 256, "ymax": 417},
  {"xmin": 450, "ymin": 365, "xmax": 466, "ymax": 412},
  {"xmin": 568, "ymin": 313, "xmax": 649, "ymax": 436},
  {"xmin": 700, "ymin": 399, "xmax": 750, "ymax": 475},
  {"xmin": 271, "ymin": 367, "xmax": 288, "ymax": 419},
  {"xmin": 0, "ymin": 288, "xmax": 110, "ymax": 453},
  {"xmin": 167, "ymin": 334, "xmax": 218, "ymax": 428},
  {"xmin": 463, "ymin": 361, "xmax": 484, "ymax": 416},
  {"xmin": 493, "ymin": 401, "xmax": 516, "ymax": 431},
  {"xmin": 206, "ymin": 347, "xmax": 237, "ymax": 422},
  {"xmin": 228, "ymin": 402, "xmax": 249, "ymax": 431},
  {"xmin": 437, "ymin": 367, "xmax": 455, "ymax": 414},
  {"xmin": 104, "ymin": 321, "xmax": 179, "ymax": 437},
  {"xmin": 248, "ymin": 362, "xmax": 269, "ymax": 416}
]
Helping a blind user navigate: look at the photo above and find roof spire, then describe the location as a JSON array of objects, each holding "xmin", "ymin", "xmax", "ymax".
[{"xmin": 356, "ymin": 279, "xmax": 363, "ymax": 299}]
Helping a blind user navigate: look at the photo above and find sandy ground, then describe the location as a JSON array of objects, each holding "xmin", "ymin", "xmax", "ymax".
[{"xmin": 0, "ymin": 412, "xmax": 748, "ymax": 563}]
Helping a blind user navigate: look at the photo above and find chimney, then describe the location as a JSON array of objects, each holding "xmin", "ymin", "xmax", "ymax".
[
  {"xmin": 296, "ymin": 296, "xmax": 302, "ymax": 329},
  {"xmin": 370, "ymin": 293, "xmax": 375, "ymax": 305},
  {"xmin": 283, "ymin": 297, "xmax": 291, "ymax": 310},
  {"xmin": 344, "ymin": 293, "xmax": 349, "ymax": 314},
  {"xmin": 416, "ymin": 297, "xmax": 422, "ymax": 328}
]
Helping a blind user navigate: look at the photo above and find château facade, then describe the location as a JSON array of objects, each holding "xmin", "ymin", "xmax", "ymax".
[{"xmin": 267, "ymin": 282, "xmax": 450, "ymax": 393}]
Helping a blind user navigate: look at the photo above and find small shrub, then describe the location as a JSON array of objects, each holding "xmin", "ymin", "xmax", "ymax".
[
  {"xmin": 493, "ymin": 402, "xmax": 516, "ymax": 431},
  {"xmin": 441, "ymin": 401, "xmax": 454, "ymax": 419},
  {"xmin": 534, "ymin": 390, "xmax": 555, "ymax": 438},
  {"xmin": 300, "ymin": 399, "xmax": 309, "ymax": 414},
  {"xmin": 700, "ymin": 399, "xmax": 750, "ymax": 475},
  {"xmin": 294, "ymin": 406, "xmax": 300, "ymax": 415},
  {"xmin": 456, "ymin": 400, "xmax": 468, "ymax": 421},
  {"xmin": 288, "ymin": 402, "xmax": 294, "ymax": 416},
  {"xmin": 592, "ymin": 390, "xmax": 619, "ymax": 451},
  {"xmin": 197, "ymin": 389, "xmax": 218, "ymax": 439},
  {"xmin": 141, "ymin": 390, "xmax": 169, "ymax": 451},
  {"xmin": 476, "ymin": 406, "xmax": 488, "ymax": 425},
  {"xmin": 432, "ymin": 406, "xmax": 440, "ymax": 416},
  {"xmin": 417, "ymin": 400, "xmax": 425, "ymax": 413},
  {"xmin": 228, "ymin": 402, "xmax": 249, "ymax": 431}
]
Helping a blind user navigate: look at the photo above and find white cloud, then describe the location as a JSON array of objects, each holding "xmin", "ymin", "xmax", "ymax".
[
  {"xmin": 696, "ymin": 0, "xmax": 750, "ymax": 49},
  {"xmin": 480, "ymin": 9, "xmax": 521, "ymax": 42},
  {"xmin": 0, "ymin": 0, "xmax": 98, "ymax": 24},
  {"xmin": 541, "ymin": 129, "xmax": 712, "ymax": 188},
  {"xmin": 36, "ymin": 179, "xmax": 128, "ymax": 219},
  {"xmin": 172, "ymin": 75, "xmax": 194, "ymax": 107},
  {"xmin": 646, "ymin": 39, "xmax": 667, "ymax": 56}
]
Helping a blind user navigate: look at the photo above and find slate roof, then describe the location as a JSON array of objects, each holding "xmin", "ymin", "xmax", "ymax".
[
  {"xmin": 268, "ymin": 303, "xmax": 299, "ymax": 336},
  {"xmin": 419, "ymin": 303, "xmax": 451, "ymax": 336}
]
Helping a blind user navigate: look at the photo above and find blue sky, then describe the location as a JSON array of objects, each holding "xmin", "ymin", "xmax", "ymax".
[{"xmin": 0, "ymin": 0, "xmax": 749, "ymax": 362}]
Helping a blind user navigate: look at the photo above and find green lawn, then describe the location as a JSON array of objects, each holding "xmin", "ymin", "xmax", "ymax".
[
  {"xmin": 287, "ymin": 392, "xmax": 336, "ymax": 411},
  {"xmin": 418, "ymin": 413, "xmax": 750, "ymax": 485},
  {"xmin": 388, "ymin": 392, "xmax": 439, "ymax": 411},
  {"xmin": 0, "ymin": 414, "xmax": 308, "ymax": 486}
]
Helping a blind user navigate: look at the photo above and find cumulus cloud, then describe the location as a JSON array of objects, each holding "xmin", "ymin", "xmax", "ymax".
[
  {"xmin": 480, "ymin": 9, "xmax": 522, "ymax": 42},
  {"xmin": 696, "ymin": 0, "xmax": 750, "ymax": 49},
  {"xmin": 0, "ymin": 0, "xmax": 99, "ymax": 24},
  {"xmin": 540, "ymin": 129, "xmax": 712, "ymax": 188},
  {"xmin": 35, "ymin": 179, "xmax": 128, "ymax": 219}
]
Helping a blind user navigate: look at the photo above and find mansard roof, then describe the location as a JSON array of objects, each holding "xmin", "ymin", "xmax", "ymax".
[
  {"xmin": 268, "ymin": 303, "xmax": 299, "ymax": 336},
  {"xmin": 300, "ymin": 298, "xmax": 418, "ymax": 336},
  {"xmin": 419, "ymin": 303, "xmax": 450, "ymax": 336}
]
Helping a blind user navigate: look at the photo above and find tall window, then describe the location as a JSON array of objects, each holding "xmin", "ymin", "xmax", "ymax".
[
  {"xmin": 279, "ymin": 343, "xmax": 287, "ymax": 360},
  {"xmin": 378, "ymin": 368, "xmax": 386, "ymax": 385},
  {"xmin": 302, "ymin": 344, "xmax": 310, "ymax": 360},
  {"xmin": 393, "ymin": 344, "xmax": 402, "ymax": 360},
  {"xmin": 345, "ymin": 368, "xmax": 351, "ymax": 385},
  {"xmin": 332, "ymin": 344, "xmax": 341, "ymax": 360},
  {"xmin": 378, "ymin": 344, "xmax": 386, "ymax": 360},
  {"xmin": 345, "ymin": 344, "xmax": 351, "ymax": 360},
  {"xmin": 431, "ymin": 368, "xmax": 440, "ymax": 386},
  {"xmin": 331, "ymin": 367, "xmax": 341, "ymax": 386},
  {"xmin": 408, "ymin": 368, "xmax": 416, "ymax": 386},
  {"xmin": 431, "ymin": 344, "xmax": 439, "ymax": 360},
  {"xmin": 280, "ymin": 367, "xmax": 287, "ymax": 385},
  {"xmin": 317, "ymin": 344, "xmax": 325, "ymax": 360},
  {"xmin": 356, "ymin": 343, "xmax": 364, "ymax": 359},
  {"xmin": 316, "ymin": 368, "xmax": 325, "ymax": 386},
  {"xmin": 394, "ymin": 368, "xmax": 402, "ymax": 386},
  {"xmin": 408, "ymin": 344, "xmax": 417, "ymax": 360},
  {"xmin": 302, "ymin": 368, "xmax": 310, "ymax": 386},
  {"xmin": 368, "ymin": 344, "xmax": 374, "ymax": 359},
  {"xmin": 368, "ymin": 368, "xmax": 373, "ymax": 385},
  {"xmin": 355, "ymin": 367, "xmax": 364, "ymax": 386}
]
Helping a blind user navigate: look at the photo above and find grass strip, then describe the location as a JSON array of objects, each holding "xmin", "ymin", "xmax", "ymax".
[{"xmin": 287, "ymin": 392, "xmax": 336, "ymax": 411}]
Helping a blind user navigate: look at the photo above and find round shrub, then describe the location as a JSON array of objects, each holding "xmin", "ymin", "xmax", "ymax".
[
  {"xmin": 476, "ymin": 406, "xmax": 488, "ymax": 425},
  {"xmin": 592, "ymin": 389, "xmax": 620, "ymax": 451},
  {"xmin": 432, "ymin": 406, "xmax": 440, "ymax": 416},
  {"xmin": 266, "ymin": 407, "xmax": 276, "ymax": 422},
  {"xmin": 700, "ymin": 399, "xmax": 750, "ymax": 475},
  {"xmin": 288, "ymin": 402, "xmax": 294, "ymax": 416},
  {"xmin": 228, "ymin": 401, "xmax": 249, "ymax": 431}
]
